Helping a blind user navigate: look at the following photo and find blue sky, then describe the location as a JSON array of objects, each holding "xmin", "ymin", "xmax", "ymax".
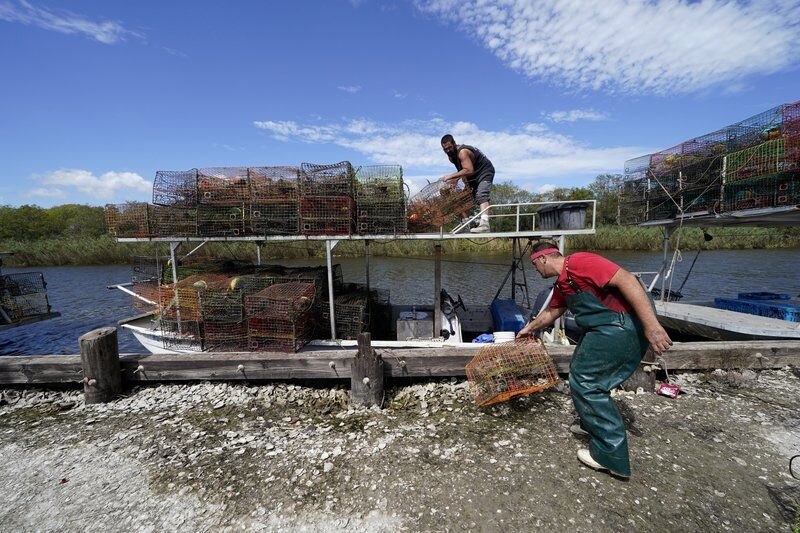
[{"xmin": 1, "ymin": 0, "xmax": 799, "ymax": 207}]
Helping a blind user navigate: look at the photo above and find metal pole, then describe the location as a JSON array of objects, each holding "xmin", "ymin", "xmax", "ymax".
[
  {"xmin": 255, "ymin": 243, "xmax": 262, "ymax": 266},
  {"xmin": 434, "ymin": 244, "xmax": 442, "ymax": 338},
  {"xmin": 660, "ymin": 227, "xmax": 671, "ymax": 302},
  {"xmin": 364, "ymin": 240, "xmax": 370, "ymax": 293},
  {"xmin": 169, "ymin": 242, "xmax": 181, "ymax": 331},
  {"xmin": 510, "ymin": 238, "xmax": 517, "ymax": 301},
  {"xmin": 555, "ymin": 235, "xmax": 566, "ymax": 333},
  {"xmin": 326, "ymin": 240, "xmax": 337, "ymax": 340}
]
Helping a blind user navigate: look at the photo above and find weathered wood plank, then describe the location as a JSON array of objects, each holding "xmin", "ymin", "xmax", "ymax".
[{"xmin": 0, "ymin": 341, "xmax": 798, "ymax": 385}]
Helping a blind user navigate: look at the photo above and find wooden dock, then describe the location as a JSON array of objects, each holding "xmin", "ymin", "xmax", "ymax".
[{"xmin": 1, "ymin": 340, "xmax": 798, "ymax": 385}]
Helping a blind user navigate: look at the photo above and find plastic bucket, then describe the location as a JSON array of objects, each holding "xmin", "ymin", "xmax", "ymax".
[{"xmin": 493, "ymin": 331, "xmax": 516, "ymax": 343}]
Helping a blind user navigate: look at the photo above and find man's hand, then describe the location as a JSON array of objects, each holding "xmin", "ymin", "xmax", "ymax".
[
  {"xmin": 516, "ymin": 324, "xmax": 535, "ymax": 339},
  {"xmin": 645, "ymin": 324, "xmax": 672, "ymax": 355}
]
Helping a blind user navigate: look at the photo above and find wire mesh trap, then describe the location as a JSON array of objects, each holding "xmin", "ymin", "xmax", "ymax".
[
  {"xmin": 249, "ymin": 166, "xmax": 300, "ymax": 201},
  {"xmin": 354, "ymin": 165, "xmax": 404, "ymax": 200},
  {"xmin": 150, "ymin": 205, "xmax": 198, "ymax": 238},
  {"xmin": 722, "ymin": 172, "xmax": 800, "ymax": 212},
  {"xmin": 197, "ymin": 205, "xmax": 248, "ymax": 237},
  {"xmin": 153, "ymin": 169, "xmax": 199, "ymax": 207},
  {"xmin": 105, "ymin": 203, "xmax": 152, "ymax": 238},
  {"xmin": 245, "ymin": 281, "xmax": 316, "ymax": 319},
  {"xmin": 203, "ymin": 319, "xmax": 248, "ymax": 352},
  {"xmin": 408, "ymin": 180, "xmax": 475, "ymax": 230},
  {"xmin": 299, "ymin": 161, "xmax": 354, "ymax": 197},
  {"xmin": 197, "ymin": 167, "xmax": 250, "ymax": 205},
  {"xmin": 299, "ymin": 196, "xmax": 353, "ymax": 235},
  {"xmin": 250, "ymin": 200, "xmax": 299, "ymax": 235},
  {"xmin": 466, "ymin": 339, "xmax": 560, "ymax": 407},
  {"xmin": 355, "ymin": 199, "xmax": 407, "ymax": 235},
  {"xmin": 160, "ymin": 318, "xmax": 203, "ymax": 351},
  {"xmin": 0, "ymin": 272, "xmax": 51, "ymax": 321}
]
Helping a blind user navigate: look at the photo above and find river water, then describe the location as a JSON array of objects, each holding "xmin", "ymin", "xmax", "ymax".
[{"xmin": 1, "ymin": 249, "xmax": 798, "ymax": 355}]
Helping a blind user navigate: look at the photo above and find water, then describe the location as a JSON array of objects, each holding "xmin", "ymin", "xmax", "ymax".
[{"xmin": 1, "ymin": 249, "xmax": 798, "ymax": 355}]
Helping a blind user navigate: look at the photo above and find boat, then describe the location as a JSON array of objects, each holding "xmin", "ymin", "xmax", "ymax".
[
  {"xmin": 112, "ymin": 198, "xmax": 595, "ymax": 354},
  {"xmin": 620, "ymin": 99, "xmax": 800, "ymax": 341}
]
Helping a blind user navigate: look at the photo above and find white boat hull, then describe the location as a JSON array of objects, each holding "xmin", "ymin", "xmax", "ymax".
[{"xmin": 656, "ymin": 301, "xmax": 800, "ymax": 341}]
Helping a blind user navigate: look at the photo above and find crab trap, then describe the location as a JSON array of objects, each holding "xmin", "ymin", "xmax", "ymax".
[
  {"xmin": 724, "ymin": 138, "xmax": 795, "ymax": 183},
  {"xmin": 197, "ymin": 167, "xmax": 250, "ymax": 205},
  {"xmin": 465, "ymin": 338, "xmax": 560, "ymax": 407},
  {"xmin": 150, "ymin": 205, "xmax": 198, "ymax": 238},
  {"xmin": 355, "ymin": 199, "xmax": 407, "ymax": 235},
  {"xmin": 299, "ymin": 196, "xmax": 353, "ymax": 235},
  {"xmin": 202, "ymin": 319, "xmax": 248, "ymax": 352},
  {"xmin": 299, "ymin": 161, "xmax": 354, "ymax": 197},
  {"xmin": 722, "ymin": 172, "xmax": 800, "ymax": 212},
  {"xmin": 408, "ymin": 180, "xmax": 475, "ymax": 230},
  {"xmin": 249, "ymin": 166, "xmax": 299, "ymax": 201},
  {"xmin": 159, "ymin": 318, "xmax": 203, "ymax": 351},
  {"xmin": 197, "ymin": 205, "xmax": 248, "ymax": 237},
  {"xmin": 153, "ymin": 169, "xmax": 199, "ymax": 208},
  {"xmin": 250, "ymin": 200, "xmax": 299, "ymax": 235},
  {"xmin": 0, "ymin": 272, "xmax": 51, "ymax": 321},
  {"xmin": 354, "ymin": 165, "xmax": 405, "ymax": 200},
  {"xmin": 105, "ymin": 202, "xmax": 153, "ymax": 238}
]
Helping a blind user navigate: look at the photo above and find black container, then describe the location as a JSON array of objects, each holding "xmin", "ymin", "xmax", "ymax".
[{"xmin": 536, "ymin": 202, "xmax": 589, "ymax": 230}]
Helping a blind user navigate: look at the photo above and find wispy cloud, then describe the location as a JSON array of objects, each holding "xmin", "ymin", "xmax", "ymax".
[
  {"xmin": 337, "ymin": 85, "xmax": 362, "ymax": 94},
  {"xmin": 393, "ymin": 91, "xmax": 408, "ymax": 100},
  {"xmin": 544, "ymin": 109, "xmax": 609, "ymax": 123},
  {"xmin": 25, "ymin": 187, "xmax": 65, "ymax": 198},
  {"xmin": 254, "ymin": 117, "xmax": 644, "ymax": 184},
  {"xmin": 414, "ymin": 0, "xmax": 800, "ymax": 94},
  {"xmin": 0, "ymin": 0, "xmax": 142, "ymax": 44},
  {"xmin": 28, "ymin": 169, "xmax": 151, "ymax": 200}
]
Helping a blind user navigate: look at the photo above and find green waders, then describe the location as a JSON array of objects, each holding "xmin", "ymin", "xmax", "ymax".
[{"xmin": 563, "ymin": 261, "xmax": 651, "ymax": 477}]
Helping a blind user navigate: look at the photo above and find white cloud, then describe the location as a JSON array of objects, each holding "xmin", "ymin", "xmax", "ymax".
[
  {"xmin": 31, "ymin": 169, "xmax": 151, "ymax": 200},
  {"xmin": 0, "ymin": 0, "xmax": 141, "ymax": 44},
  {"xmin": 393, "ymin": 91, "xmax": 408, "ymax": 100},
  {"xmin": 26, "ymin": 187, "xmax": 65, "ymax": 198},
  {"xmin": 535, "ymin": 184, "xmax": 557, "ymax": 194},
  {"xmin": 414, "ymin": 0, "xmax": 800, "ymax": 94},
  {"xmin": 254, "ymin": 117, "xmax": 644, "ymax": 184},
  {"xmin": 544, "ymin": 109, "xmax": 609, "ymax": 123},
  {"xmin": 337, "ymin": 85, "xmax": 362, "ymax": 94}
]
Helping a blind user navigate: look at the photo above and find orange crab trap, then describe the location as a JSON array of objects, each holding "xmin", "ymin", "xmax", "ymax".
[{"xmin": 465, "ymin": 338, "xmax": 560, "ymax": 407}]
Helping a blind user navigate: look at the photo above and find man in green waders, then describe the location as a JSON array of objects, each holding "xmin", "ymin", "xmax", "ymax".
[{"xmin": 517, "ymin": 241, "xmax": 672, "ymax": 478}]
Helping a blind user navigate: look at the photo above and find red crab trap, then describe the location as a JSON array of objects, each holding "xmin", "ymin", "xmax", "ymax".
[
  {"xmin": 249, "ymin": 166, "xmax": 300, "ymax": 200},
  {"xmin": 300, "ymin": 196, "xmax": 353, "ymax": 235},
  {"xmin": 197, "ymin": 167, "xmax": 250, "ymax": 205},
  {"xmin": 408, "ymin": 180, "xmax": 474, "ymax": 231},
  {"xmin": 465, "ymin": 338, "xmax": 560, "ymax": 407}
]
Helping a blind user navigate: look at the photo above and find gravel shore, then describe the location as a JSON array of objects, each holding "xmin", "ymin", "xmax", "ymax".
[{"xmin": 0, "ymin": 369, "xmax": 798, "ymax": 532}]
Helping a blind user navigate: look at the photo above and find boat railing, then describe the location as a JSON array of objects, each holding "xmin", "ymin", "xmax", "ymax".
[{"xmin": 451, "ymin": 199, "xmax": 596, "ymax": 235}]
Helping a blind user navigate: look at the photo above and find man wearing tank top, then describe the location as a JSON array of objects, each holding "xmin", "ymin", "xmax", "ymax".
[{"xmin": 440, "ymin": 134, "xmax": 495, "ymax": 233}]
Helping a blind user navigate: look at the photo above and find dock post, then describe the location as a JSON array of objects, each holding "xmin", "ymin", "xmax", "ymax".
[
  {"xmin": 350, "ymin": 332, "xmax": 384, "ymax": 407},
  {"xmin": 434, "ymin": 244, "xmax": 442, "ymax": 338},
  {"xmin": 79, "ymin": 327, "xmax": 121, "ymax": 404}
]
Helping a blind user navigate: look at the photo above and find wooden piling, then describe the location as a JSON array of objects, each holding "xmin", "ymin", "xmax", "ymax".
[
  {"xmin": 79, "ymin": 327, "xmax": 121, "ymax": 404},
  {"xmin": 350, "ymin": 332, "xmax": 384, "ymax": 407}
]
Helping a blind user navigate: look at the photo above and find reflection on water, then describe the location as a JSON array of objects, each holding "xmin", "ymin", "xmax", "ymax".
[{"xmin": 1, "ymin": 249, "xmax": 797, "ymax": 355}]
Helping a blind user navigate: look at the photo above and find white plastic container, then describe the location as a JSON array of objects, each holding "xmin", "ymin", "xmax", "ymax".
[{"xmin": 493, "ymin": 331, "xmax": 516, "ymax": 343}]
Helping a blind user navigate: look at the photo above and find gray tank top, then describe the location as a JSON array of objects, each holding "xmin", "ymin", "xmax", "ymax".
[{"xmin": 451, "ymin": 144, "xmax": 494, "ymax": 182}]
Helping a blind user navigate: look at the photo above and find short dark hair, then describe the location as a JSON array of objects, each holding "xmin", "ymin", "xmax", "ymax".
[
  {"xmin": 441, "ymin": 134, "xmax": 455, "ymax": 145},
  {"xmin": 531, "ymin": 240, "xmax": 561, "ymax": 256}
]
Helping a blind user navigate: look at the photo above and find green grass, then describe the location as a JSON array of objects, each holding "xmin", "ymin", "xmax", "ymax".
[{"xmin": 1, "ymin": 225, "xmax": 799, "ymax": 267}]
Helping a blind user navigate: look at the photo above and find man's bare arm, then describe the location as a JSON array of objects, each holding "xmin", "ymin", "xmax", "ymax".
[
  {"xmin": 516, "ymin": 306, "xmax": 567, "ymax": 338},
  {"xmin": 441, "ymin": 149, "xmax": 475, "ymax": 183},
  {"xmin": 607, "ymin": 269, "xmax": 673, "ymax": 354}
]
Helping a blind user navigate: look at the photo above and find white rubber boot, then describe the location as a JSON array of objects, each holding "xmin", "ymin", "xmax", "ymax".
[
  {"xmin": 470, "ymin": 220, "xmax": 490, "ymax": 233},
  {"xmin": 577, "ymin": 449, "xmax": 606, "ymax": 471}
]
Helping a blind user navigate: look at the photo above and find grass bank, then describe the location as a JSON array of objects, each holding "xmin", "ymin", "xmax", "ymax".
[{"xmin": 1, "ymin": 226, "xmax": 799, "ymax": 268}]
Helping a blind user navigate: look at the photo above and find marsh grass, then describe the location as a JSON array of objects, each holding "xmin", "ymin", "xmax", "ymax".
[{"xmin": 1, "ymin": 226, "xmax": 798, "ymax": 267}]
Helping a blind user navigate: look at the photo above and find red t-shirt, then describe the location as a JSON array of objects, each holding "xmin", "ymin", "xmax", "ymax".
[{"xmin": 549, "ymin": 252, "xmax": 633, "ymax": 313}]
